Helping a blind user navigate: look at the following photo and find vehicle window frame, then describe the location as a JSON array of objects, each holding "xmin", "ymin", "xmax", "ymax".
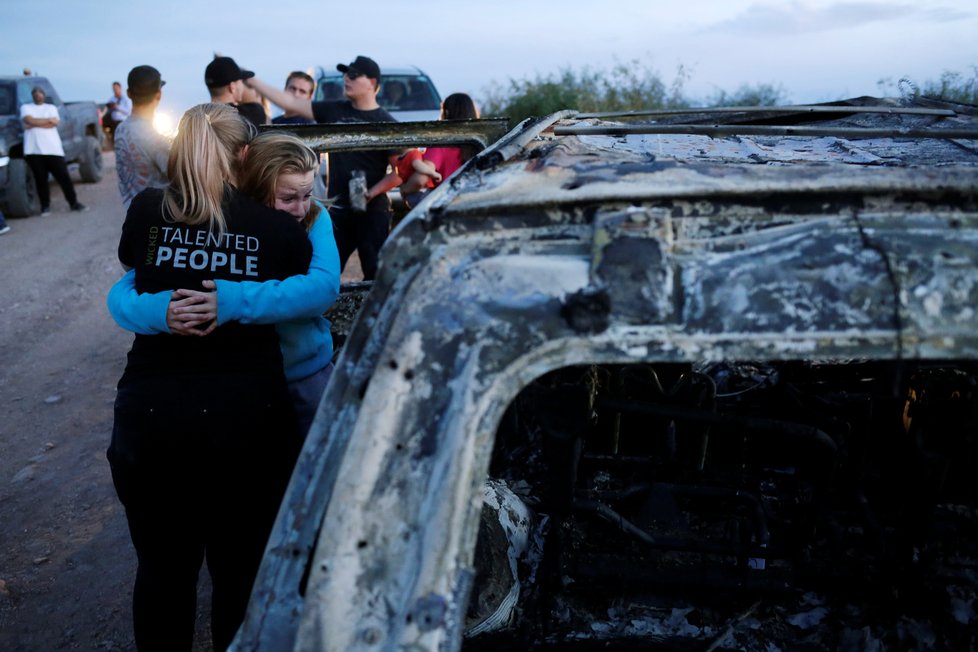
[{"xmin": 0, "ymin": 82, "xmax": 15, "ymax": 115}]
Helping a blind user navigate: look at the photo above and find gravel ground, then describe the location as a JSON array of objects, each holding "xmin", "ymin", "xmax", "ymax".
[{"xmin": 0, "ymin": 153, "xmax": 362, "ymax": 651}]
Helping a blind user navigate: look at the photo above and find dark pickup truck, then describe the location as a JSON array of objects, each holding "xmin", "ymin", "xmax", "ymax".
[{"xmin": 0, "ymin": 76, "xmax": 103, "ymax": 216}]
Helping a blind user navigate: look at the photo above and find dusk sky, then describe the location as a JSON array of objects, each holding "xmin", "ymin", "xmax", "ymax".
[{"xmin": 4, "ymin": 0, "xmax": 976, "ymax": 127}]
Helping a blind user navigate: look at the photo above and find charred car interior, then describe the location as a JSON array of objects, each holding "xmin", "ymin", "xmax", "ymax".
[
  {"xmin": 232, "ymin": 97, "xmax": 978, "ymax": 651},
  {"xmin": 466, "ymin": 359, "xmax": 978, "ymax": 650}
]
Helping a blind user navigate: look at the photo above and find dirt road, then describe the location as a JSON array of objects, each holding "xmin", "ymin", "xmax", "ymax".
[
  {"xmin": 0, "ymin": 154, "xmax": 361, "ymax": 650},
  {"xmin": 0, "ymin": 154, "xmax": 156, "ymax": 650}
]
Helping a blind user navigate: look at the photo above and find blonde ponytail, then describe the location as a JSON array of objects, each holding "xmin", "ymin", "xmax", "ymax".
[{"xmin": 163, "ymin": 103, "xmax": 253, "ymax": 235}]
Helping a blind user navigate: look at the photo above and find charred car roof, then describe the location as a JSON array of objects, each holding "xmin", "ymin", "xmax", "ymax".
[{"xmin": 233, "ymin": 97, "xmax": 978, "ymax": 651}]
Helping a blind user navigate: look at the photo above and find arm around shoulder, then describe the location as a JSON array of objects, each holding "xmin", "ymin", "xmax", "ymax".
[
  {"xmin": 106, "ymin": 269, "xmax": 172, "ymax": 335},
  {"xmin": 214, "ymin": 211, "xmax": 340, "ymax": 324},
  {"xmin": 245, "ymin": 76, "xmax": 315, "ymax": 121}
]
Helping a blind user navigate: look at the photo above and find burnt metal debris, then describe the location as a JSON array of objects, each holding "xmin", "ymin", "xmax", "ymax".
[
  {"xmin": 554, "ymin": 122, "xmax": 978, "ymax": 141},
  {"xmin": 576, "ymin": 104, "xmax": 958, "ymax": 119},
  {"xmin": 260, "ymin": 118, "xmax": 511, "ymax": 154},
  {"xmin": 232, "ymin": 97, "xmax": 978, "ymax": 652}
]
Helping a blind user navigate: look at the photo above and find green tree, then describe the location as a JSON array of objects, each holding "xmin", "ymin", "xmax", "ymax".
[
  {"xmin": 481, "ymin": 60, "xmax": 691, "ymax": 124},
  {"xmin": 703, "ymin": 83, "xmax": 788, "ymax": 107},
  {"xmin": 481, "ymin": 61, "xmax": 789, "ymax": 124}
]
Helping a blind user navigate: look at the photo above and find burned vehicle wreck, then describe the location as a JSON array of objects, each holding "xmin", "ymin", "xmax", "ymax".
[{"xmin": 232, "ymin": 98, "xmax": 978, "ymax": 651}]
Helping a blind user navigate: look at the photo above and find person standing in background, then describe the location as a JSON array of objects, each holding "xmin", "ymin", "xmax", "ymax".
[
  {"xmin": 114, "ymin": 65, "xmax": 171, "ymax": 209},
  {"xmin": 205, "ymin": 56, "xmax": 265, "ymax": 128},
  {"xmin": 103, "ymin": 81, "xmax": 132, "ymax": 144},
  {"xmin": 271, "ymin": 71, "xmax": 316, "ymax": 125},
  {"xmin": 20, "ymin": 86, "xmax": 86, "ymax": 214},
  {"xmin": 399, "ymin": 92, "xmax": 480, "ymax": 208},
  {"xmin": 271, "ymin": 71, "xmax": 325, "ymax": 197},
  {"xmin": 240, "ymin": 84, "xmax": 269, "ymax": 125}
]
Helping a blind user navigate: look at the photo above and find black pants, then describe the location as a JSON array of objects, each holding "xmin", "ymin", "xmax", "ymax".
[
  {"xmin": 25, "ymin": 154, "xmax": 77, "ymax": 209},
  {"xmin": 103, "ymin": 115, "xmax": 122, "ymax": 135},
  {"xmin": 108, "ymin": 374, "xmax": 301, "ymax": 651},
  {"xmin": 330, "ymin": 207, "xmax": 391, "ymax": 281}
]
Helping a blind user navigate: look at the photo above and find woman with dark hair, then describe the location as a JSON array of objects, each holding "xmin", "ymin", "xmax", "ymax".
[
  {"xmin": 439, "ymin": 91, "xmax": 479, "ymax": 120},
  {"xmin": 400, "ymin": 92, "xmax": 480, "ymax": 207},
  {"xmin": 108, "ymin": 103, "xmax": 311, "ymax": 651}
]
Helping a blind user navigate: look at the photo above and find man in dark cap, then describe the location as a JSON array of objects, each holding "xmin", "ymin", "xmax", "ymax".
[
  {"xmin": 243, "ymin": 55, "xmax": 403, "ymax": 280},
  {"xmin": 114, "ymin": 65, "xmax": 171, "ymax": 208},
  {"xmin": 204, "ymin": 55, "xmax": 265, "ymax": 128}
]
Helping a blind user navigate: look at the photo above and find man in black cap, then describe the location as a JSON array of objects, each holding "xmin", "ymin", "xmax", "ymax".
[
  {"xmin": 114, "ymin": 65, "xmax": 171, "ymax": 208},
  {"xmin": 244, "ymin": 55, "xmax": 403, "ymax": 280},
  {"xmin": 204, "ymin": 55, "xmax": 265, "ymax": 128}
]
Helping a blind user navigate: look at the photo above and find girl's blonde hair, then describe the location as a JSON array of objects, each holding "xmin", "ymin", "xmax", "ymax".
[
  {"xmin": 163, "ymin": 103, "xmax": 255, "ymax": 234},
  {"xmin": 239, "ymin": 131, "xmax": 322, "ymax": 229}
]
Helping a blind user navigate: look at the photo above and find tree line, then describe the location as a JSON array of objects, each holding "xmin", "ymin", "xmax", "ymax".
[{"xmin": 481, "ymin": 61, "xmax": 978, "ymax": 125}]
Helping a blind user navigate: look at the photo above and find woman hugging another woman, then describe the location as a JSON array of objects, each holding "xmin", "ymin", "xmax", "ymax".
[
  {"xmin": 110, "ymin": 130, "xmax": 340, "ymax": 439},
  {"xmin": 107, "ymin": 105, "xmax": 338, "ymax": 651}
]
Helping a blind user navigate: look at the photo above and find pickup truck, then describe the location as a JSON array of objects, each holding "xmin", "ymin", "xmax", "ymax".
[{"xmin": 0, "ymin": 76, "xmax": 103, "ymax": 216}]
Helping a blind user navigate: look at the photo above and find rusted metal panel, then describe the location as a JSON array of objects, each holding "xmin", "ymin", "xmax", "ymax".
[
  {"xmin": 555, "ymin": 123, "xmax": 978, "ymax": 140},
  {"xmin": 260, "ymin": 118, "xmax": 510, "ymax": 153},
  {"xmin": 577, "ymin": 103, "xmax": 958, "ymax": 120}
]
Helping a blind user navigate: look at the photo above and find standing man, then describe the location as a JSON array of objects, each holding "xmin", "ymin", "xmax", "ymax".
[
  {"xmin": 20, "ymin": 87, "xmax": 86, "ymax": 214},
  {"xmin": 204, "ymin": 56, "xmax": 265, "ymax": 128},
  {"xmin": 271, "ymin": 70, "xmax": 325, "ymax": 198},
  {"xmin": 103, "ymin": 81, "xmax": 132, "ymax": 143},
  {"xmin": 245, "ymin": 55, "xmax": 403, "ymax": 280},
  {"xmin": 114, "ymin": 65, "xmax": 171, "ymax": 209},
  {"xmin": 271, "ymin": 71, "xmax": 316, "ymax": 125}
]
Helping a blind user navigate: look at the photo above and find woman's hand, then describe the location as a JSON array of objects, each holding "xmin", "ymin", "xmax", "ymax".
[{"xmin": 166, "ymin": 285, "xmax": 218, "ymax": 336}]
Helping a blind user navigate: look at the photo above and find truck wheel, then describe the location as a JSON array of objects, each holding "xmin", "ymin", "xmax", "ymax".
[
  {"xmin": 77, "ymin": 135, "xmax": 103, "ymax": 182},
  {"xmin": 3, "ymin": 159, "xmax": 41, "ymax": 217}
]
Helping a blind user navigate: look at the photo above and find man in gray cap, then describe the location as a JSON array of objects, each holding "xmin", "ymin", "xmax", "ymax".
[
  {"xmin": 244, "ymin": 55, "xmax": 403, "ymax": 280},
  {"xmin": 114, "ymin": 65, "xmax": 171, "ymax": 209}
]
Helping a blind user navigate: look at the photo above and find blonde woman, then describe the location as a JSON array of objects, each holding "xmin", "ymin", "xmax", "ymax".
[
  {"xmin": 108, "ymin": 131, "xmax": 340, "ymax": 438},
  {"xmin": 108, "ymin": 104, "xmax": 312, "ymax": 651}
]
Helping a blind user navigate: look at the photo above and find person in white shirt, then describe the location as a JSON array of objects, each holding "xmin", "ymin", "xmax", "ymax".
[
  {"xmin": 20, "ymin": 87, "xmax": 85, "ymax": 214},
  {"xmin": 103, "ymin": 81, "xmax": 132, "ymax": 141}
]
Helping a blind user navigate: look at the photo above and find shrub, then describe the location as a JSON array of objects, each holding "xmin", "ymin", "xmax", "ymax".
[
  {"xmin": 481, "ymin": 60, "xmax": 692, "ymax": 124},
  {"xmin": 703, "ymin": 83, "xmax": 788, "ymax": 108},
  {"xmin": 481, "ymin": 61, "xmax": 790, "ymax": 124}
]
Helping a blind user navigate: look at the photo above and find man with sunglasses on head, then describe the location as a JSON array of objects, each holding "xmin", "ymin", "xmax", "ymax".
[{"xmin": 243, "ymin": 55, "xmax": 403, "ymax": 281}]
